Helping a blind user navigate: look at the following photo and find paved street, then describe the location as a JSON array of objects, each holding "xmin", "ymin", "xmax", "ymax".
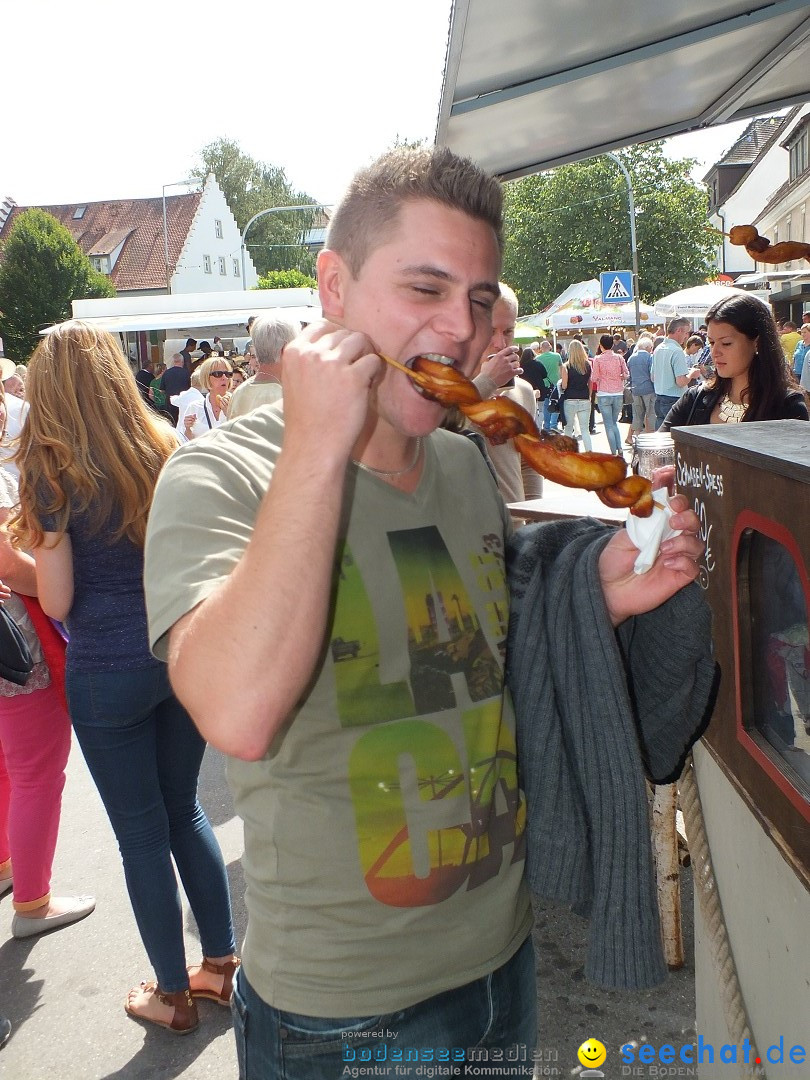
[{"xmin": 0, "ymin": 411, "xmax": 697, "ymax": 1079}]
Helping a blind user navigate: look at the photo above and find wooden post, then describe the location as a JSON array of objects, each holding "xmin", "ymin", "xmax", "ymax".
[{"xmin": 651, "ymin": 783, "xmax": 683, "ymax": 968}]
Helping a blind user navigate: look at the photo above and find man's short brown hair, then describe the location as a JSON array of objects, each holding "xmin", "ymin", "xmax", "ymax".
[{"xmin": 326, "ymin": 146, "xmax": 504, "ymax": 277}]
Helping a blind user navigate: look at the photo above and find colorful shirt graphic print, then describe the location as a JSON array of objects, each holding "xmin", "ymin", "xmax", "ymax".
[{"xmin": 333, "ymin": 524, "xmax": 525, "ymax": 908}]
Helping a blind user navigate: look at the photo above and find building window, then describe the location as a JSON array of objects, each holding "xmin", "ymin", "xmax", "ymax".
[
  {"xmin": 219, "ymin": 257, "xmax": 227, "ymax": 275},
  {"xmin": 73, "ymin": 206, "xmax": 86, "ymax": 219},
  {"xmin": 233, "ymin": 259, "xmax": 240, "ymax": 277},
  {"xmin": 90, "ymin": 255, "xmax": 110, "ymax": 274},
  {"xmin": 204, "ymin": 255, "xmax": 212, "ymax": 274},
  {"xmin": 788, "ymin": 126, "xmax": 809, "ymax": 182},
  {"xmin": 215, "ymin": 219, "xmax": 223, "ymax": 239}
]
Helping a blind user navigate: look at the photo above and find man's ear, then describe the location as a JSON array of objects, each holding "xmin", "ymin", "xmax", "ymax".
[{"xmin": 317, "ymin": 248, "xmax": 349, "ymax": 322}]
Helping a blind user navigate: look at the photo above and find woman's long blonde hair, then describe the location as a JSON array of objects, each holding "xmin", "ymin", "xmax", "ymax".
[
  {"xmin": 566, "ymin": 340, "xmax": 590, "ymax": 373},
  {"xmin": 12, "ymin": 321, "xmax": 177, "ymax": 549}
]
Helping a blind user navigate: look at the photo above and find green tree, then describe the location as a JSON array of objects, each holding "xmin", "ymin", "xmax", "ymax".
[
  {"xmin": 0, "ymin": 209, "xmax": 115, "ymax": 361},
  {"xmin": 256, "ymin": 269, "xmax": 318, "ymax": 290},
  {"xmin": 502, "ymin": 143, "xmax": 718, "ymax": 315},
  {"xmin": 191, "ymin": 138, "xmax": 322, "ymax": 278}
]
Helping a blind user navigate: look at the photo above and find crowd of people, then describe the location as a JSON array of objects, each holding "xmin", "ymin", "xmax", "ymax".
[
  {"xmin": 0, "ymin": 315, "xmax": 293, "ymax": 1046},
  {"xmin": 514, "ymin": 306, "xmax": 808, "ymax": 465},
  {"xmin": 0, "ymin": 143, "xmax": 806, "ymax": 1074}
]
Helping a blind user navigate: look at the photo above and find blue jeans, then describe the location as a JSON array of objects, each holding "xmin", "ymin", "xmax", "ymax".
[
  {"xmin": 563, "ymin": 398, "xmax": 592, "ymax": 451},
  {"xmin": 67, "ymin": 664, "xmax": 235, "ymax": 991},
  {"xmin": 654, "ymin": 394, "xmax": 679, "ymax": 429},
  {"xmin": 597, "ymin": 393, "xmax": 623, "ymax": 454},
  {"xmin": 542, "ymin": 396, "xmax": 561, "ymax": 431},
  {"xmin": 231, "ymin": 936, "xmax": 537, "ymax": 1079}
]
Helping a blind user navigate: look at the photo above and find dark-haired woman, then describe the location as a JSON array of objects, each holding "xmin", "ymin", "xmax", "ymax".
[{"xmin": 663, "ymin": 294, "xmax": 808, "ymax": 428}]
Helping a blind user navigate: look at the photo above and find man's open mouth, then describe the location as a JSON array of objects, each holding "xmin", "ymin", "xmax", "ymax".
[{"xmin": 406, "ymin": 353, "xmax": 456, "ymax": 395}]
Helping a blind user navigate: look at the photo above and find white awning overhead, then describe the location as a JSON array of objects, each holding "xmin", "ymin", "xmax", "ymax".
[
  {"xmin": 436, "ymin": 0, "xmax": 810, "ymax": 179},
  {"xmin": 654, "ymin": 283, "xmax": 771, "ymax": 317},
  {"xmin": 44, "ymin": 306, "xmax": 322, "ymax": 336},
  {"xmin": 41, "ymin": 288, "xmax": 321, "ymax": 336}
]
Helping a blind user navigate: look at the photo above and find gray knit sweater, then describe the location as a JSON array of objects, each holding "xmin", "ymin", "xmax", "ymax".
[{"xmin": 506, "ymin": 518, "xmax": 718, "ymax": 990}]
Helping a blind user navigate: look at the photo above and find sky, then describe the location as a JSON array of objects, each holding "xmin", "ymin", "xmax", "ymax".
[{"xmin": 1, "ymin": 1, "xmax": 754, "ymax": 211}]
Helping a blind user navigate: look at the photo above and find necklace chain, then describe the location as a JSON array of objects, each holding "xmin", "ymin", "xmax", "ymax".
[
  {"xmin": 353, "ymin": 437, "xmax": 423, "ymax": 478},
  {"xmin": 718, "ymin": 395, "xmax": 747, "ymax": 423}
]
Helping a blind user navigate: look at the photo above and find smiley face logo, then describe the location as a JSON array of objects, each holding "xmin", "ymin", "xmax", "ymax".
[{"xmin": 577, "ymin": 1038, "xmax": 607, "ymax": 1069}]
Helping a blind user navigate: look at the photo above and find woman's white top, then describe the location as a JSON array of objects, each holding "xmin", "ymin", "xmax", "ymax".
[{"xmin": 181, "ymin": 393, "xmax": 228, "ymax": 442}]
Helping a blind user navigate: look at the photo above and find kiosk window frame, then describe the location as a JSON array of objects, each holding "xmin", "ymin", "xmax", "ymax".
[{"xmin": 732, "ymin": 510, "xmax": 810, "ymax": 823}]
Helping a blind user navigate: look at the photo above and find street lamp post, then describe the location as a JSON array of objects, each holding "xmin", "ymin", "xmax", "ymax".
[
  {"xmin": 240, "ymin": 204, "xmax": 333, "ymax": 285},
  {"xmin": 606, "ymin": 153, "xmax": 640, "ymax": 334},
  {"xmin": 162, "ymin": 179, "xmax": 196, "ymax": 293}
]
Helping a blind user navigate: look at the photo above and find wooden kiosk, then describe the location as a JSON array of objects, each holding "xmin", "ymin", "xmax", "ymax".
[{"xmin": 673, "ymin": 420, "xmax": 809, "ymax": 1077}]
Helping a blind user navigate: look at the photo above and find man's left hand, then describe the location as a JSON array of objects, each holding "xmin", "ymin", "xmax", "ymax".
[{"xmin": 598, "ymin": 495, "xmax": 704, "ymax": 626}]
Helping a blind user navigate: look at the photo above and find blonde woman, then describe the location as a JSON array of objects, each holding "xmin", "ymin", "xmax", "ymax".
[
  {"xmin": 181, "ymin": 356, "xmax": 232, "ymax": 441},
  {"xmin": 560, "ymin": 340, "xmax": 593, "ymax": 451},
  {"xmin": 13, "ymin": 322, "xmax": 238, "ymax": 1034}
]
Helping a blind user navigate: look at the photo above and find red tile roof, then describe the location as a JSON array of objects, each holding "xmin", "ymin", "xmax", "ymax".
[{"xmin": 0, "ymin": 192, "xmax": 202, "ymax": 292}]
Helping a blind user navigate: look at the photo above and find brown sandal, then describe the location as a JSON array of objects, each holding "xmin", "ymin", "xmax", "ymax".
[
  {"xmin": 125, "ymin": 981, "xmax": 199, "ymax": 1034},
  {"xmin": 188, "ymin": 956, "xmax": 241, "ymax": 1007}
]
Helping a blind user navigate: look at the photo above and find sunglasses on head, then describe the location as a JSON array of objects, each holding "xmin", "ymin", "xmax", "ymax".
[{"xmin": 210, "ymin": 370, "xmax": 231, "ymax": 379}]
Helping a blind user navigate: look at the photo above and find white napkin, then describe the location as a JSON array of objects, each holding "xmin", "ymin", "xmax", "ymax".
[{"xmin": 625, "ymin": 492, "xmax": 682, "ymax": 575}]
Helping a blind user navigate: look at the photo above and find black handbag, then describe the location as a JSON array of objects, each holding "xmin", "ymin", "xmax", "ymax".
[{"xmin": 0, "ymin": 605, "xmax": 34, "ymax": 686}]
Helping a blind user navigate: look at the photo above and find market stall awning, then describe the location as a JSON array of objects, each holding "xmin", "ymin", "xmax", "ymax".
[
  {"xmin": 735, "ymin": 269, "xmax": 810, "ymax": 284},
  {"xmin": 42, "ymin": 306, "xmax": 322, "ymax": 336},
  {"xmin": 436, "ymin": 0, "xmax": 810, "ymax": 179},
  {"xmin": 527, "ymin": 279, "xmax": 659, "ymax": 330},
  {"xmin": 41, "ymin": 288, "xmax": 321, "ymax": 336},
  {"xmin": 654, "ymin": 283, "xmax": 770, "ymax": 317}
]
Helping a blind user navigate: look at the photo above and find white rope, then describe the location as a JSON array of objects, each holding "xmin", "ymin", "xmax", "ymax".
[{"xmin": 679, "ymin": 755, "xmax": 767, "ymax": 1080}]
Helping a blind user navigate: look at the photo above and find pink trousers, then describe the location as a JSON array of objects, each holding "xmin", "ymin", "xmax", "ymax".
[{"xmin": 0, "ymin": 682, "xmax": 72, "ymax": 909}]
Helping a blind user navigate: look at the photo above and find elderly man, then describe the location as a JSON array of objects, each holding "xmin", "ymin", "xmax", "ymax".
[
  {"xmin": 471, "ymin": 284, "xmax": 542, "ymax": 502},
  {"xmin": 158, "ymin": 353, "xmax": 191, "ymax": 424},
  {"xmin": 228, "ymin": 313, "xmax": 298, "ymax": 420},
  {"xmin": 144, "ymin": 146, "xmax": 708, "ymax": 1077},
  {"xmin": 651, "ymin": 318, "xmax": 700, "ymax": 429}
]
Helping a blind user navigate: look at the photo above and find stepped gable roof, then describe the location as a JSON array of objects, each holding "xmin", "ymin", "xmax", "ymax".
[{"xmin": 0, "ymin": 191, "xmax": 202, "ymax": 292}]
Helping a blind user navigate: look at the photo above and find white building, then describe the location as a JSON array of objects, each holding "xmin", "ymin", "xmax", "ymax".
[{"xmin": 0, "ymin": 174, "xmax": 258, "ymax": 296}]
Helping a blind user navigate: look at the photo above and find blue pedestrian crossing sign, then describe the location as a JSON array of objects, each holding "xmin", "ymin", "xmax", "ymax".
[{"xmin": 600, "ymin": 271, "xmax": 634, "ymax": 304}]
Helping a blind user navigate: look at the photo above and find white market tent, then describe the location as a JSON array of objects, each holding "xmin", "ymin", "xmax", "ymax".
[
  {"xmin": 654, "ymin": 283, "xmax": 771, "ymax": 318},
  {"xmin": 42, "ymin": 288, "xmax": 321, "ymax": 337},
  {"xmin": 436, "ymin": 1, "xmax": 810, "ymax": 181},
  {"xmin": 529, "ymin": 279, "xmax": 659, "ymax": 331}
]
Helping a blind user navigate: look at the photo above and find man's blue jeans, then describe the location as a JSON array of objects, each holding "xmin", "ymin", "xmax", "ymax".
[
  {"xmin": 654, "ymin": 394, "xmax": 679, "ymax": 430},
  {"xmin": 66, "ymin": 664, "xmax": 235, "ymax": 991},
  {"xmin": 230, "ymin": 936, "xmax": 537, "ymax": 1079}
]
